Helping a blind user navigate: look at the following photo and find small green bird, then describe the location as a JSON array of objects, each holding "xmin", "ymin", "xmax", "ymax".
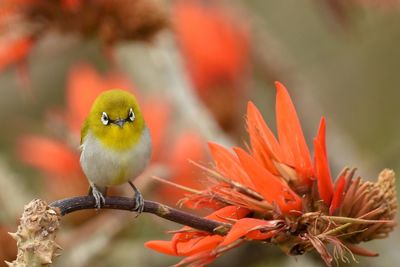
[{"xmin": 80, "ymin": 89, "xmax": 152, "ymax": 211}]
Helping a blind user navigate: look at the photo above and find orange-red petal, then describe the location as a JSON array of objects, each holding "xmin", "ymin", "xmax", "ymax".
[
  {"xmin": 245, "ymin": 229, "xmax": 279, "ymax": 240},
  {"xmin": 275, "ymin": 82, "xmax": 313, "ymax": 184},
  {"xmin": 206, "ymin": 205, "xmax": 250, "ymax": 222},
  {"xmin": 233, "ymin": 147, "xmax": 302, "ymax": 213},
  {"xmin": 0, "ymin": 37, "xmax": 33, "ymax": 71},
  {"xmin": 145, "ymin": 240, "xmax": 178, "ymax": 256},
  {"xmin": 208, "ymin": 142, "xmax": 254, "ymax": 188},
  {"xmin": 171, "ymin": 206, "xmax": 249, "ymax": 253},
  {"xmin": 247, "ymin": 101, "xmax": 282, "ymax": 175},
  {"xmin": 173, "ymin": 0, "xmax": 249, "ymax": 93},
  {"xmin": 313, "ymin": 117, "xmax": 333, "ymax": 205},
  {"xmin": 329, "ymin": 171, "xmax": 347, "ymax": 215},
  {"xmin": 156, "ymin": 131, "xmax": 205, "ymax": 204},
  {"xmin": 174, "ymin": 249, "xmax": 218, "ymax": 267},
  {"xmin": 220, "ymin": 218, "xmax": 281, "ymax": 247},
  {"xmin": 16, "ymin": 135, "xmax": 81, "ymax": 176},
  {"xmin": 176, "ymin": 235, "xmax": 223, "ymax": 256},
  {"xmin": 142, "ymin": 98, "xmax": 171, "ymax": 162},
  {"xmin": 66, "ymin": 63, "xmax": 107, "ymax": 135}
]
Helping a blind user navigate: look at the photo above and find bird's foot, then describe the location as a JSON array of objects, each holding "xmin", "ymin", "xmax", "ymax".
[
  {"xmin": 90, "ymin": 186, "xmax": 106, "ymax": 209},
  {"xmin": 129, "ymin": 181, "xmax": 144, "ymax": 215}
]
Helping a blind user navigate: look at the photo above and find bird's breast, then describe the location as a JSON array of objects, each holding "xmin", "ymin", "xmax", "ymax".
[{"xmin": 80, "ymin": 127, "xmax": 152, "ymax": 186}]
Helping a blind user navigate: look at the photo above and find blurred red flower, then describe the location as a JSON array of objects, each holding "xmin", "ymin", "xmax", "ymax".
[
  {"xmin": 173, "ymin": 0, "xmax": 250, "ymax": 133},
  {"xmin": 0, "ymin": 37, "xmax": 33, "ymax": 73},
  {"xmin": 155, "ymin": 131, "xmax": 207, "ymax": 205},
  {"xmin": 146, "ymin": 82, "xmax": 397, "ymax": 266},
  {"xmin": 0, "ymin": 3, "xmax": 33, "ymax": 73},
  {"xmin": 173, "ymin": 0, "xmax": 249, "ymax": 94}
]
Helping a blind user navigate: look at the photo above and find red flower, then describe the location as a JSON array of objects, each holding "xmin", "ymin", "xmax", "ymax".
[
  {"xmin": 0, "ymin": 36, "xmax": 33, "ymax": 72},
  {"xmin": 17, "ymin": 135, "xmax": 81, "ymax": 177},
  {"xmin": 140, "ymin": 98, "xmax": 171, "ymax": 162},
  {"xmin": 155, "ymin": 131, "xmax": 207, "ymax": 205},
  {"xmin": 146, "ymin": 82, "xmax": 397, "ymax": 266},
  {"xmin": 146, "ymin": 206, "xmax": 251, "ymax": 264},
  {"xmin": 172, "ymin": 0, "xmax": 250, "ymax": 134},
  {"xmin": 0, "ymin": 4, "xmax": 33, "ymax": 71},
  {"xmin": 173, "ymin": 0, "xmax": 249, "ymax": 94}
]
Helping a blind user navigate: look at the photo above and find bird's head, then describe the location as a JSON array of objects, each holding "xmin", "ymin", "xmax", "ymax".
[{"xmin": 86, "ymin": 89, "xmax": 145, "ymax": 151}]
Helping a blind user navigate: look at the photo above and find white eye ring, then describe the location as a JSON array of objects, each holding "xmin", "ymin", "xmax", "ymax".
[
  {"xmin": 101, "ymin": 112, "xmax": 109, "ymax": 125},
  {"xmin": 128, "ymin": 108, "xmax": 135, "ymax": 122}
]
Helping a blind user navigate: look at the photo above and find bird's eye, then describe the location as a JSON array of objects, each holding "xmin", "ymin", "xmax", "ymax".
[
  {"xmin": 101, "ymin": 112, "xmax": 109, "ymax": 125},
  {"xmin": 128, "ymin": 108, "xmax": 135, "ymax": 122}
]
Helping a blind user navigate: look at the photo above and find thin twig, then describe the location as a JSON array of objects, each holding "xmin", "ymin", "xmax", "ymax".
[{"xmin": 50, "ymin": 196, "xmax": 231, "ymax": 235}]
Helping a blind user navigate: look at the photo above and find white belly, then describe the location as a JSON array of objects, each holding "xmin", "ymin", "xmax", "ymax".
[{"xmin": 80, "ymin": 127, "xmax": 152, "ymax": 186}]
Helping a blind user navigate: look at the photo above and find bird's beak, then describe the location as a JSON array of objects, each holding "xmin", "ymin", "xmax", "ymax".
[{"xmin": 113, "ymin": 119, "xmax": 126, "ymax": 128}]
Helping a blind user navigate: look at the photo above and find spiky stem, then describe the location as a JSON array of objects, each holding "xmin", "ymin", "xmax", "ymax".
[{"xmin": 8, "ymin": 196, "xmax": 233, "ymax": 266}]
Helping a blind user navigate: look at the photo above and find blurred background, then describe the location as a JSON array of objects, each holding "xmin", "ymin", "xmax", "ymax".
[{"xmin": 0, "ymin": 0, "xmax": 399, "ymax": 266}]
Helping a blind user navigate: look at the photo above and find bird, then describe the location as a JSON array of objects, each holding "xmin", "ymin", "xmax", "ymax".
[{"xmin": 79, "ymin": 89, "xmax": 152, "ymax": 212}]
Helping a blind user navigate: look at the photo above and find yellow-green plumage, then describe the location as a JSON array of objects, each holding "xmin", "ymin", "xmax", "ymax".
[
  {"xmin": 81, "ymin": 90, "xmax": 146, "ymax": 150},
  {"xmin": 79, "ymin": 89, "xmax": 152, "ymax": 208}
]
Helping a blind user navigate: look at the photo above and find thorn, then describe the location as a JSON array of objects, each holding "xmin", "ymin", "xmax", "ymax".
[
  {"xmin": 39, "ymin": 255, "xmax": 52, "ymax": 264},
  {"xmin": 55, "ymin": 243, "xmax": 63, "ymax": 251},
  {"xmin": 47, "ymin": 209, "xmax": 57, "ymax": 215},
  {"xmin": 8, "ymin": 232, "xmax": 18, "ymax": 241}
]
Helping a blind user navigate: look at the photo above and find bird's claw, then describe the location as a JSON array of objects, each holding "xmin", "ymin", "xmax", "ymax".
[
  {"xmin": 91, "ymin": 186, "xmax": 106, "ymax": 209},
  {"xmin": 133, "ymin": 190, "xmax": 144, "ymax": 214},
  {"xmin": 129, "ymin": 181, "xmax": 144, "ymax": 216}
]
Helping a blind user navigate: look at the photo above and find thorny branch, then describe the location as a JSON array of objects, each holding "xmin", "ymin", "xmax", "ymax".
[{"xmin": 6, "ymin": 197, "xmax": 232, "ymax": 267}]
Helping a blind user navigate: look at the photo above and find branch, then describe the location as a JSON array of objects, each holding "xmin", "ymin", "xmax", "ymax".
[
  {"xmin": 50, "ymin": 196, "xmax": 231, "ymax": 235},
  {"xmin": 8, "ymin": 197, "xmax": 231, "ymax": 266}
]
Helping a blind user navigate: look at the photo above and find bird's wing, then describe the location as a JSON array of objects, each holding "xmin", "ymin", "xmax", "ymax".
[{"xmin": 80, "ymin": 118, "xmax": 89, "ymax": 145}]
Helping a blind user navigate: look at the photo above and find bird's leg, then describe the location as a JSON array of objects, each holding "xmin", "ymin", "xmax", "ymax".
[
  {"xmin": 128, "ymin": 181, "xmax": 144, "ymax": 214},
  {"xmin": 88, "ymin": 183, "xmax": 107, "ymax": 209}
]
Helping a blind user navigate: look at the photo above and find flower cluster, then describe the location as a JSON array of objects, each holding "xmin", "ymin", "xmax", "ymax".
[{"xmin": 146, "ymin": 82, "xmax": 397, "ymax": 266}]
